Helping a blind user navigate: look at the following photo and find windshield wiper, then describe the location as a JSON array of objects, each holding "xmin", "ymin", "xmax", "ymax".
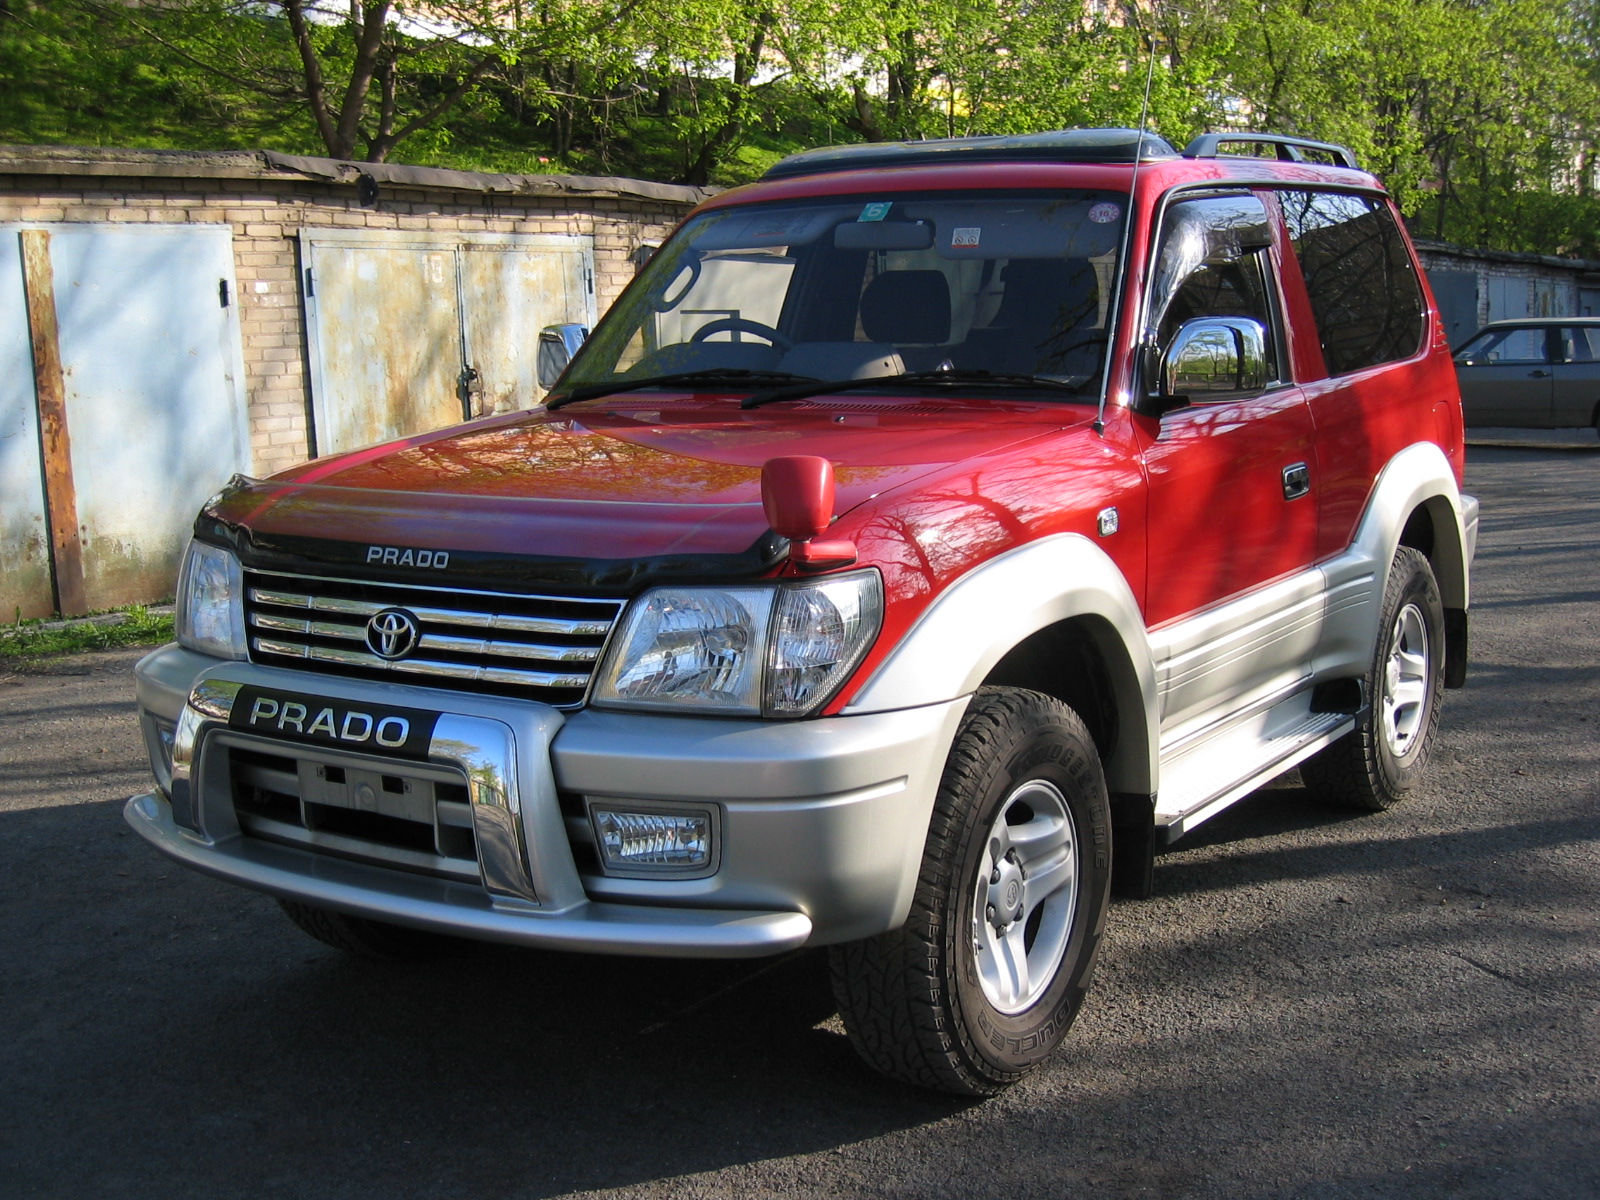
[
  {"xmin": 741, "ymin": 368, "xmax": 1088, "ymax": 410},
  {"xmin": 545, "ymin": 369, "xmax": 820, "ymax": 411}
]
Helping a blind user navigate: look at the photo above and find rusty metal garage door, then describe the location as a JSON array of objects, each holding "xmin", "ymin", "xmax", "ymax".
[
  {"xmin": 2, "ymin": 224, "xmax": 247, "ymax": 619},
  {"xmin": 302, "ymin": 229, "xmax": 595, "ymax": 456},
  {"xmin": 0, "ymin": 231, "xmax": 51, "ymax": 620}
]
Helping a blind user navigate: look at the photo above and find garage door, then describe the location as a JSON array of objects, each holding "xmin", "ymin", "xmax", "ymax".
[
  {"xmin": 1, "ymin": 224, "xmax": 247, "ymax": 618},
  {"xmin": 302, "ymin": 229, "xmax": 595, "ymax": 456}
]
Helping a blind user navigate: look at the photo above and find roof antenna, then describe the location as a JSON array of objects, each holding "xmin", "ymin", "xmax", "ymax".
[{"xmin": 1094, "ymin": 29, "xmax": 1159, "ymax": 436}]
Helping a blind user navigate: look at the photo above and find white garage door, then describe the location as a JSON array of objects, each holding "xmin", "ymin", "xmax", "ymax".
[{"xmin": 1, "ymin": 224, "xmax": 247, "ymax": 617}]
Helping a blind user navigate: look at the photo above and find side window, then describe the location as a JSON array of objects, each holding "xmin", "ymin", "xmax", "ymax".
[
  {"xmin": 1456, "ymin": 327, "xmax": 1550, "ymax": 365},
  {"xmin": 1562, "ymin": 325, "xmax": 1600, "ymax": 363},
  {"xmin": 1280, "ymin": 190, "xmax": 1426, "ymax": 375},
  {"xmin": 1147, "ymin": 194, "xmax": 1280, "ymax": 381}
]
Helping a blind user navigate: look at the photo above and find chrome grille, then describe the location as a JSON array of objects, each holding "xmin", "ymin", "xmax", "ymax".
[{"xmin": 244, "ymin": 570, "xmax": 624, "ymax": 706}]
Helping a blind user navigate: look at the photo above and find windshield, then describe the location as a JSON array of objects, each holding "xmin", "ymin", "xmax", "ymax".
[{"xmin": 563, "ymin": 189, "xmax": 1127, "ymax": 398}]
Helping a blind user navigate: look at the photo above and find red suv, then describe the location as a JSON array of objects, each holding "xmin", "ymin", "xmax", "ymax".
[{"xmin": 127, "ymin": 128, "xmax": 1477, "ymax": 1094}]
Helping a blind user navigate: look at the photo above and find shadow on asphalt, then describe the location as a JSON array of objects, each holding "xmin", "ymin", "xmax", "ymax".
[
  {"xmin": 2, "ymin": 794, "xmax": 968, "ymax": 1199},
  {"xmin": 9, "ymin": 777, "xmax": 1597, "ymax": 1197}
]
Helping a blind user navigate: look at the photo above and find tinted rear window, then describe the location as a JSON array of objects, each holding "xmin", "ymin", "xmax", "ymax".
[{"xmin": 1279, "ymin": 191, "xmax": 1426, "ymax": 376}]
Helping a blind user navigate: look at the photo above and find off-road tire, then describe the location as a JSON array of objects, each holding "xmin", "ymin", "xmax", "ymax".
[
  {"xmin": 829, "ymin": 687, "xmax": 1112, "ymax": 1095},
  {"xmin": 1301, "ymin": 546, "xmax": 1445, "ymax": 810},
  {"xmin": 277, "ymin": 898, "xmax": 455, "ymax": 960}
]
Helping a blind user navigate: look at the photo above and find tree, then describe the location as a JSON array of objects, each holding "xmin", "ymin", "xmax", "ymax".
[
  {"xmin": 1193, "ymin": 0, "xmax": 1600, "ymax": 253},
  {"xmin": 11, "ymin": 0, "xmax": 650, "ymax": 164},
  {"xmin": 4, "ymin": 0, "xmax": 1599, "ymax": 248}
]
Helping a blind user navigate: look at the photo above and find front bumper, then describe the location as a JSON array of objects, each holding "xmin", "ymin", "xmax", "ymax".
[{"xmin": 127, "ymin": 645, "xmax": 965, "ymax": 957}]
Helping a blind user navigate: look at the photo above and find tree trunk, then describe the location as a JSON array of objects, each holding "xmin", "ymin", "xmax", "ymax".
[{"xmin": 678, "ymin": 13, "xmax": 771, "ymax": 185}]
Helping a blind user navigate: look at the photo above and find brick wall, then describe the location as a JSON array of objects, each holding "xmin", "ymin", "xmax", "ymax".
[{"xmin": 0, "ymin": 149, "xmax": 704, "ymax": 477}]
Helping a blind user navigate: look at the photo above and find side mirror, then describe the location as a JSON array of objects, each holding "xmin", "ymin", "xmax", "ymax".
[
  {"xmin": 537, "ymin": 324, "xmax": 589, "ymax": 390},
  {"xmin": 1160, "ymin": 317, "xmax": 1269, "ymax": 403},
  {"xmin": 760, "ymin": 455, "xmax": 856, "ymax": 570}
]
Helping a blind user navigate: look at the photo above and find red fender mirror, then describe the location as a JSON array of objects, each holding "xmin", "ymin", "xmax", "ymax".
[{"xmin": 760, "ymin": 455, "xmax": 856, "ymax": 570}]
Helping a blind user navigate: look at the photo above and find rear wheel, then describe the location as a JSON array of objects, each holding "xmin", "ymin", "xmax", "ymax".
[
  {"xmin": 829, "ymin": 687, "xmax": 1111, "ymax": 1095},
  {"xmin": 1302, "ymin": 546, "xmax": 1444, "ymax": 810},
  {"xmin": 277, "ymin": 898, "xmax": 455, "ymax": 960}
]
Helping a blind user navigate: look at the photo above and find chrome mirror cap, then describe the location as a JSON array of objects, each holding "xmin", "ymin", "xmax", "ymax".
[{"xmin": 1160, "ymin": 316, "xmax": 1269, "ymax": 400}]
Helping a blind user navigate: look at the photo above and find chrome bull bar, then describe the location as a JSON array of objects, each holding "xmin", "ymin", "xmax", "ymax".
[{"xmin": 171, "ymin": 677, "xmax": 549, "ymax": 907}]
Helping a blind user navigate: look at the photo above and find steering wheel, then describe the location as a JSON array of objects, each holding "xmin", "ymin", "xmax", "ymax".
[{"xmin": 688, "ymin": 317, "xmax": 795, "ymax": 351}]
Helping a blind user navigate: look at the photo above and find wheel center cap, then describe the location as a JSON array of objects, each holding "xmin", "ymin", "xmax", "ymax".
[{"xmin": 988, "ymin": 856, "xmax": 1026, "ymax": 927}]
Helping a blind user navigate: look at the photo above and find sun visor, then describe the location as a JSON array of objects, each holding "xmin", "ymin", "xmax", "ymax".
[
  {"xmin": 901, "ymin": 199, "xmax": 1125, "ymax": 259},
  {"xmin": 689, "ymin": 205, "xmax": 857, "ymax": 251}
]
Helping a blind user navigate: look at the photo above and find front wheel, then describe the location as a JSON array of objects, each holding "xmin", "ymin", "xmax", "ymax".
[
  {"xmin": 1301, "ymin": 545, "xmax": 1445, "ymax": 810},
  {"xmin": 829, "ymin": 688, "xmax": 1111, "ymax": 1095}
]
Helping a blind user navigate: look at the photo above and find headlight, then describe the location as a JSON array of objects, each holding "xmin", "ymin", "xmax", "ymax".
[
  {"xmin": 596, "ymin": 587, "xmax": 774, "ymax": 715},
  {"xmin": 593, "ymin": 570, "xmax": 883, "ymax": 718},
  {"xmin": 175, "ymin": 540, "xmax": 246, "ymax": 660},
  {"xmin": 766, "ymin": 574, "xmax": 883, "ymax": 715}
]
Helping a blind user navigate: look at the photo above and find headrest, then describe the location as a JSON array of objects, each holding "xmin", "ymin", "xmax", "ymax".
[{"xmin": 996, "ymin": 260, "xmax": 1097, "ymax": 323}]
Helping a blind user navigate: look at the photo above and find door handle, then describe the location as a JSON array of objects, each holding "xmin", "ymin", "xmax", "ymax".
[
  {"xmin": 1530, "ymin": 369, "xmax": 1551, "ymax": 378},
  {"xmin": 1282, "ymin": 462, "xmax": 1311, "ymax": 500}
]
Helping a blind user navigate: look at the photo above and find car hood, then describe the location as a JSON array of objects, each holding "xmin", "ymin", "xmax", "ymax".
[{"xmin": 203, "ymin": 396, "xmax": 1092, "ymax": 583}]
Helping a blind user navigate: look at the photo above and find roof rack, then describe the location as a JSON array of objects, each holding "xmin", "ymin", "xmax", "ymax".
[
  {"xmin": 1183, "ymin": 133, "xmax": 1359, "ymax": 171},
  {"xmin": 763, "ymin": 129, "xmax": 1179, "ymax": 180}
]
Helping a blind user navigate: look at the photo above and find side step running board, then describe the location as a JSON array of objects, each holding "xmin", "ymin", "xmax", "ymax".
[{"xmin": 1156, "ymin": 701, "xmax": 1357, "ymax": 843}]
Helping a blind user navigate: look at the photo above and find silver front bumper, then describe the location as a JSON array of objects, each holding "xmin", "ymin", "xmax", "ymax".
[{"xmin": 127, "ymin": 646, "xmax": 965, "ymax": 956}]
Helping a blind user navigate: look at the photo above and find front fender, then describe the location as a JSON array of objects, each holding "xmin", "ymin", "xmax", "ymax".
[{"xmin": 843, "ymin": 533, "xmax": 1157, "ymax": 795}]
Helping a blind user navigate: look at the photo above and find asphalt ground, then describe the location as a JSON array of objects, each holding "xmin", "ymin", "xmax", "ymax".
[{"xmin": 1, "ymin": 440, "xmax": 1595, "ymax": 1200}]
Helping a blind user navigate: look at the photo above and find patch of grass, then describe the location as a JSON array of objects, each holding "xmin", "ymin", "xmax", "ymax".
[{"xmin": 0, "ymin": 604, "xmax": 175, "ymax": 662}]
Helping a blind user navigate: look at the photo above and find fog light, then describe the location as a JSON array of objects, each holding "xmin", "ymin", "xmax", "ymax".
[{"xmin": 588, "ymin": 804, "xmax": 717, "ymax": 876}]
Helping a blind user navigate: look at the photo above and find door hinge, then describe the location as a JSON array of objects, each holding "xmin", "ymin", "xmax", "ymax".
[
  {"xmin": 304, "ymin": 267, "xmax": 314, "ymax": 297},
  {"xmin": 218, "ymin": 279, "xmax": 230, "ymax": 308},
  {"xmin": 458, "ymin": 365, "xmax": 484, "ymax": 416}
]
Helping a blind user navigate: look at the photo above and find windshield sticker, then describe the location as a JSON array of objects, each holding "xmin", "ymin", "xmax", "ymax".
[
  {"xmin": 951, "ymin": 227, "xmax": 982, "ymax": 248},
  {"xmin": 858, "ymin": 202, "xmax": 892, "ymax": 222},
  {"xmin": 1087, "ymin": 202, "xmax": 1122, "ymax": 224}
]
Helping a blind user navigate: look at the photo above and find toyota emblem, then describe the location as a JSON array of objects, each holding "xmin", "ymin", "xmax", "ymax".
[{"xmin": 365, "ymin": 608, "xmax": 420, "ymax": 660}]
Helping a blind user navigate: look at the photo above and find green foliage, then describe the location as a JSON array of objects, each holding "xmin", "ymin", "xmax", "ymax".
[
  {"xmin": 1, "ymin": 0, "xmax": 1597, "ymax": 251},
  {"xmin": 0, "ymin": 0, "xmax": 314, "ymax": 151},
  {"xmin": 0, "ymin": 606, "xmax": 175, "ymax": 663},
  {"xmin": 1190, "ymin": 0, "xmax": 1600, "ymax": 254}
]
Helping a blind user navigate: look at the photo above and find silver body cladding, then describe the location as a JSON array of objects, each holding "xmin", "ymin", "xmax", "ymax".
[
  {"xmin": 126, "ymin": 645, "xmax": 967, "ymax": 955},
  {"xmin": 126, "ymin": 450, "xmax": 1474, "ymax": 957}
]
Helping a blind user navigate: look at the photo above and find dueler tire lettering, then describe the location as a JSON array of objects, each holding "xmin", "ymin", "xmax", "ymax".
[
  {"xmin": 828, "ymin": 687, "xmax": 1112, "ymax": 1096},
  {"xmin": 1302, "ymin": 545, "xmax": 1446, "ymax": 810}
]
